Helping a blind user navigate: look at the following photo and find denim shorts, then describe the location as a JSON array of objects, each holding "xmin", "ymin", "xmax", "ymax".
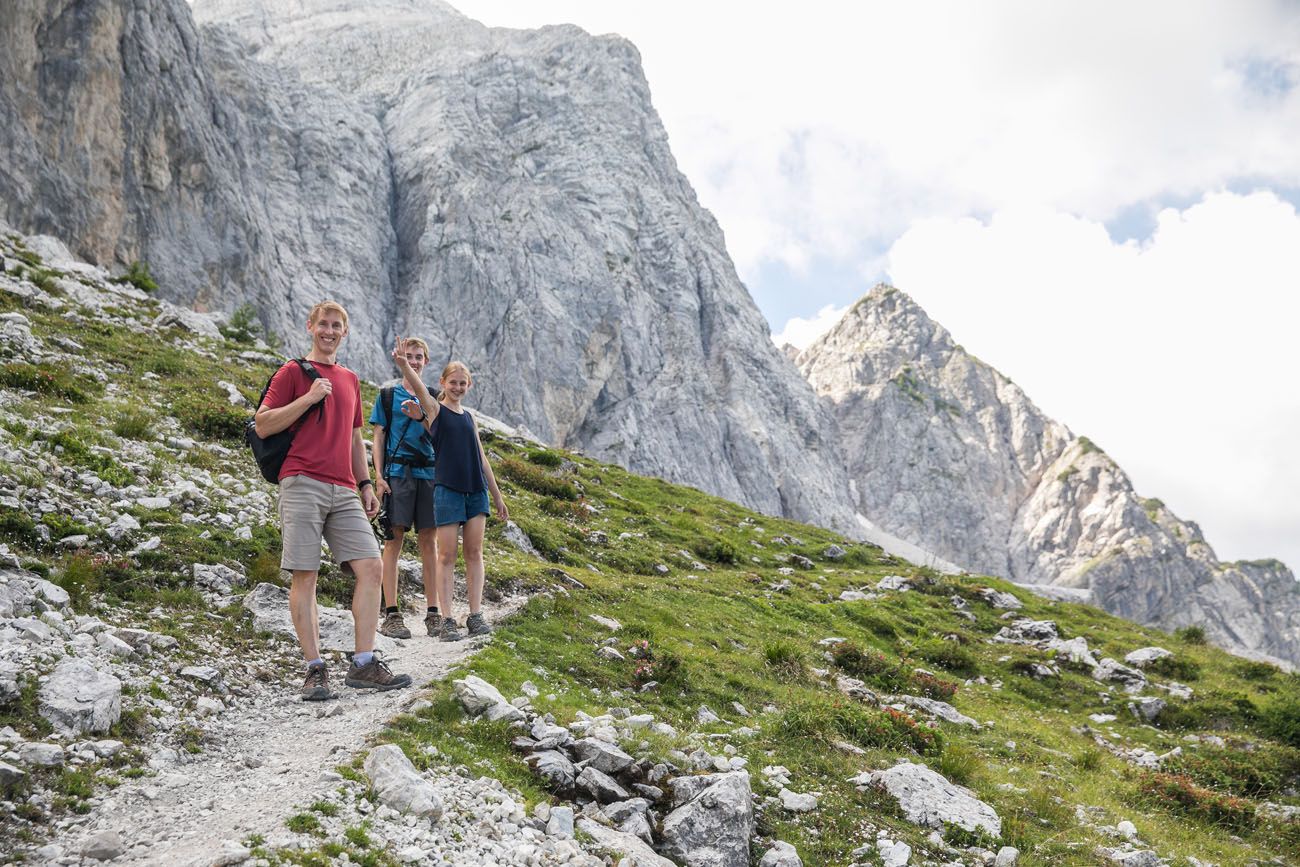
[{"xmin": 433, "ymin": 485, "xmax": 490, "ymax": 526}]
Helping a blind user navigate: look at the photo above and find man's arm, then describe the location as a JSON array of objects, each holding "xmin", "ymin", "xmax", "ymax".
[
  {"xmin": 254, "ymin": 374, "xmax": 331, "ymax": 437},
  {"xmin": 354, "ymin": 427, "xmax": 379, "ymax": 518},
  {"xmin": 372, "ymin": 425, "xmax": 389, "ymax": 498}
]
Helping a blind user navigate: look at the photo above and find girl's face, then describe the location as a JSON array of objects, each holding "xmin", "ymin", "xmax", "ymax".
[{"xmin": 441, "ymin": 372, "xmax": 471, "ymax": 401}]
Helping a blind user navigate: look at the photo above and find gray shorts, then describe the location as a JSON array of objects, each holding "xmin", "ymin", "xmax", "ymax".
[
  {"xmin": 279, "ymin": 474, "xmax": 380, "ymax": 572},
  {"xmin": 387, "ymin": 475, "xmax": 437, "ymax": 531}
]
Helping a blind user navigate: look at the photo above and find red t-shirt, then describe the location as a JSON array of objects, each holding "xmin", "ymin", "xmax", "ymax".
[{"xmin": 261, "ymin": 359, "xmax": 363, "ymax": 487}]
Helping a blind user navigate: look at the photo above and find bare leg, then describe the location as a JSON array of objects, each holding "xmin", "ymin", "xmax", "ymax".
[
  {"xmin": 435, "ymin": 523, "xmax": 460, "ymax": 621},
  {"xmin": 416, "ymin": 527, "xmax": 439, "ymax": 611},
  {"xmin": 350, "ymin": 557, "xmax": 383, "ymax": 654},
  {"xmin": 462, "ymin": 515, "xmax": 486, "ymax": 615},
  {"xmin": 289, "ymin": 570, "xmax": 321, "ymax": 662},
  {"xmin": 380, "ymin": 532, "xmax": 405, "ymax": 610}
]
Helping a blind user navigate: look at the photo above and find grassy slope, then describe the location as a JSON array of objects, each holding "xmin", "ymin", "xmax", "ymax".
[{"xmin": 1, "ymin": 237, "xmax": 1298, "ymax": 865}]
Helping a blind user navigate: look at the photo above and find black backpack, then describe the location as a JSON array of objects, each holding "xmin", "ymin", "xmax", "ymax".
[{"xmin": 245, "ymin": 359, "xmax": 325, "ymax": 484}]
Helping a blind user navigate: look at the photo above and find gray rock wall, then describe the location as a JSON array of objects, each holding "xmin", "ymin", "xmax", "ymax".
[{"xmin": 799, "ymin": 284, "xmax": 1300, "ymax": 665}]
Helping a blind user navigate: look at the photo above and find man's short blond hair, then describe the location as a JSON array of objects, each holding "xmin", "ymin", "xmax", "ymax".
[
  {"xmin": 308, "ymin": 300, "xmax": 349, "ymax": 329},
  {"xmin": 402, "ymin": 337, "xmax": 430, "ymax": 359}
]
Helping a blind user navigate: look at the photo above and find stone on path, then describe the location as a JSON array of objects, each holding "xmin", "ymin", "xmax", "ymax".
[
  {"xmin": 80, "ymin": 830, "xmax": 125, "ymax": 861},
  {"xmin": 39, "ymin": 658, "xmax": 121, "ymax": 735},
  {"xmin": 363, "ymin": 744, "xmax": 444, "ymax": 820}
]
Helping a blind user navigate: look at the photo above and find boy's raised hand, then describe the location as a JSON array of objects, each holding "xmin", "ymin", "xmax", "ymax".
[{"xmin": 391, "ymin": 336, "xmax": 411, "ymax": 370}]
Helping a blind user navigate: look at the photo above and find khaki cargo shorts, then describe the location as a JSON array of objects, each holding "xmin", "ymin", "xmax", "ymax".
[{"xmin": 278, "ymin": 474, "xmax": 380, "ymax": 572}]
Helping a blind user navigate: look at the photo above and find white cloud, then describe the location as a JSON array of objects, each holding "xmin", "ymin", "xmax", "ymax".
[
  {"xmin": 885, "ymin": 191, "xmax": 1300, "ymax": 568},
  {"xmin": 771, "ymin": 303, "xmax": 849, "ymax": 351}
]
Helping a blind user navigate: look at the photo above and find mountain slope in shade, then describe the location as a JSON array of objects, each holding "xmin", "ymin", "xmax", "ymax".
[{"xmin": 798, "ymin": 284, "xmax": 1300, "ymax": 666}]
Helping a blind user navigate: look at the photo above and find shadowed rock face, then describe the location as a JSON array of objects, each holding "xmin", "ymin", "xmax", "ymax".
[
  {"xmin": 0, "ymin": 0, "xmax": 397, "ymax": 375},
  {"xmin": 1, "ymin": 0, "xmax": 860, "ymax": 535},
  {"xmin": 799, "ymin": 285, "xmax": 1300, "ymax": 666}
]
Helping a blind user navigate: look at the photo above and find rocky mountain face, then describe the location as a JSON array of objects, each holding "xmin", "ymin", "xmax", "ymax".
[
  {"xmin": 0, "ymin": 0, "xmax": 860, "ymax": 535},
  {"xmin": 0, "ymin": 0, "xmax": 397, "ymax": 375},
  {"xmin": 797, "ymin": 285, "xmax": 1300, "ymax": 666}
]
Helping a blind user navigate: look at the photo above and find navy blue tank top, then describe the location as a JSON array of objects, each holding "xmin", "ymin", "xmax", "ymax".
[{"xmin": 428, "ymin": 407, "xmax": 487, "ymax": 493}]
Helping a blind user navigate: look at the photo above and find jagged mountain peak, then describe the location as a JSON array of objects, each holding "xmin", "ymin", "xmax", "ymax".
[{"xmin": 797, "ymin": 281, "xmax": 1300, "ymax": 665}]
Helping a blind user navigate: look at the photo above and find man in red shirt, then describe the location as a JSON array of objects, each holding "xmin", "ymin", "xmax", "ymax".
[{"xmin": 254, "ymin": 301, "xmax": 411, "ymax": 699}]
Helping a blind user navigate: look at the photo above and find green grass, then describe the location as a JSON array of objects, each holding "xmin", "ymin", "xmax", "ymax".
[{"xmin": 3, "ymin": 236, "xmax": 1300, "ymax": 866}]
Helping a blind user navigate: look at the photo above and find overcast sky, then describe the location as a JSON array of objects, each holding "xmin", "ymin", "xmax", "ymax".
[{"xmin": 452, "ymin": 0, "xmax": 1300, "ymax": 573}]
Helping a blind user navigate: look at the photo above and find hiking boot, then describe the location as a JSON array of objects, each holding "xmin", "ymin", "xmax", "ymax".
[
  {"xmin": 344, "ymin": 654, "xmax": 412, "ymax": 691},
  {"xmin": 379, "ymin": 609, "xmax": 412, "ymax": 639},
  {"xmin": 424, "ymin": 611, "xmax": 441, "ymax": 637},
  {"xmin": 439, "ymin": 617, "xmax": 465, "ymax": 643},
  {"xmin": 465, "ymin": 612, "xmax": 492, "ymax": 637},
  {"xmin": 300, "ymin": 662, "xmax": 336, "ymax": 702}
]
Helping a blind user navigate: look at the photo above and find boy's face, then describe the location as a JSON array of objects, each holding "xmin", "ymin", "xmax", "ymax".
[
  {"xmin": 403, "ymin": 345, "xmax": 427, "ymax": 375},
  {"xmin": 308, "ymin": 311, "xmax": 347, "ymax": 354}
]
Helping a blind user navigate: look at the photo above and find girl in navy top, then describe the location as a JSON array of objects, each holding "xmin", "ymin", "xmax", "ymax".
[{"xmin": 393, "ymin": 340, "xmax": 508, "ymax": 640}]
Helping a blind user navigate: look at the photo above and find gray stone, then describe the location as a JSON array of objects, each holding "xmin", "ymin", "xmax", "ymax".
[
  {"xmin": 179, "ymin": 665, "xmax": 223, "ymax": 685},
  {"xmin": 1046, "ymin": 636, "xmax": 1099, "ymax": 668},
  {"xmin": 995, "ymin": 846, "xmax": 1020, "ymax": 866},
  {"xmin": 659, "ymin": 771, "xmax": 754, "ymax": 867},
  {"xmin": 977, "ymin": 588, "xmax": 1023, "ymax": 610},
  {"xmin": 526, "ymin": 750, "xmax": 577, "ymax": 794},
  {"xmin": 895, "ymin": 695, "xmax": 980, "ymax": 728},
  {"xmin": 363, "ymin": 744, "xmax": 443, "ymax": 819},
  {"xmin": 576, "ymin": 765, "xmax": 630, "ymax": 803},
  {"xmin": 778, "ymin": 788, "xmax": 817, "ymax": 812},
  {"xmin": 822, "ymin": 545, "xmax": 846, "ymax": 561},
  {"xmin": 39, "ymin": 658, "xmax": 122, "ymax": 735},
  {"xmin": 17, "ymin": 742, "xmax": 65, "ymax": 767},
  {"xmin": 575, "ymin": 817, "xmax": 676, "ymax": 867},
  {"xmin": 1123, "ymin": 647, "xmax": 1172, "ymax": 668},
  {"xmin": 759, "ymin": 841, "xmax": 802, "ymax": 867},
  {"xmin": 855, "ymin": 761, "xmax": 1000, "ymax": 838},
  {"xmin": 452, "ymin": 675, "xmax": 511, "ymax": 717},
  {"xmin": 0, "ymin": 760, "xmax": 25, "ymax": 787},
  {"xmin": 571, "ymin": 737, "xmax": 635, "ymax": 775},
  {"xmin": 1093, "ymin": 658, "xmax": 1148, "ymax": 694},
  {"xmin": 993, "ymin": 619, "xmax": 1059, "ymax": 644},
  {"xmin": 81, "ymin": 829, "xmax": 125, "ymax": 861},
  {"xmin": 96, "ymin": 631, "xmax": 136, "ymax": 659},
  {"xmin": 501, "ymin": 521, "xmax": 541, "ymax": 558},
  {"xmin": 193, "ymin": 563, "xmax": 244, "ymax": 593},
  {"xmin": 1128, "ymin": 697, "xmax": 1166, "ymax": 723},
  {"xmin": 545, "ymin": 805, "xmax": 575, "ymax": 838}
]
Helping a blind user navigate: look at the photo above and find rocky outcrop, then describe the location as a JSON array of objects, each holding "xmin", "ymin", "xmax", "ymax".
[
  {"xmin": 0, "ymin": 0, "xmax": 396, "ymax": 375},
  {"xmin": 798, "ymin": 284, "xmax": 1300, "ymax": 665}
]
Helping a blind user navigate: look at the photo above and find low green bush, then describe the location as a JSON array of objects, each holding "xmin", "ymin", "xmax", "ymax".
[
  {"xmin": 0, "ymin": 362, "xmax": 96, "ymax": 403},
  {"xmin": 113, "ymin": 260, "xmax": 158, "ymax": 293},
  {"xmin": 830, "ymin": 642, "xmax": 910, "ymax": 692},
  {"xmin": 1259, "ymin": 692, "xmax": 1300, "ymax": 748},
  {"xmin": 915, "ymin": 638, "xmax": 979, "ymax": 675},
  {"xmin": 1176, "ymin": 625, "xmax": 1208, "ymax": 644},
  {"xmin": 763, "ymin": 640, "xmax": 807, "ymax": 682},
  {"xmin": 173, "ymin": 394, "xmax": 247, "ymax": 440},
  {"xmin": 695, "ymin": 539, "xmax": 738, "ymax": 565},
  {"xmin": 525, "ymin": 449, "xmax": 563, "ymax": 468},
  {"xmin": 1163, "ymin": 743, "xmax": 1300, "ymax": 798},
  {"xmin": 1148, "ymin": 654, "xmax": 1201, "ymax": 681},
  {"xmin": 497, "ymin": 457, "xmax": 578, "ymax": 500}
]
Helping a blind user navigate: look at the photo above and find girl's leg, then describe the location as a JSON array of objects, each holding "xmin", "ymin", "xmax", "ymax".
[
  {"xmin": 462, "ymin": 514, "xmax": 486, "ymax": 615},
  {"xmin": 435, "ymin": 523, "xmax": 460, "ymax": 622}
]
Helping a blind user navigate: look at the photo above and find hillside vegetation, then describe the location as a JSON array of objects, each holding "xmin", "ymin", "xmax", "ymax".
[{"xmin": 0, "ymin": 231, "xmax": 1297, "ymax": 866}]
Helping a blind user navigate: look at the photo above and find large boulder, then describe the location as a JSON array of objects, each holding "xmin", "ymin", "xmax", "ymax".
[
  {"xmin": 571, "ymin": 737, "xmax": 635, "ymax": 774},
  {"xmin": 855, "ymin": 761, "xmax": 1000, "ymax": 838},
  {"xmin": 451, "ymin": 675, "xmax": 511, "ymax": 717},
  {"xmin": 659, "ymin": 771, "xmax": 754, "ymax": 867},
  {"xmin": 363, "ymin": 744, "xmax": 443, "ymax": 820},
  {"xmin": 526, "ymin": 750, "xmax": 577, "ymax": 794},
  {"xmin": 39, "ymin": 658, "xmax": 121, "ymax": 735},
  {"xmin": 242, "ymin": 582, "xmax": 395, "ymax": 654}
]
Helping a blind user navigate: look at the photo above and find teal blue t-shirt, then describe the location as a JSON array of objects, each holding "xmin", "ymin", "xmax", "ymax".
[{"xmin": 369, "ymin": 384, "xmax": 435, "ymax": 480}]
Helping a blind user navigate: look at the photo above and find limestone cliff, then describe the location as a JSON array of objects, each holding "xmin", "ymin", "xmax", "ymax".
[
  {"xmin": 0, "ymin": 0, "xmax": 860, "ymax": 535},
  {"xmin": 798, "ymin": 285, "xmax": 1300, "ymax": 665}
]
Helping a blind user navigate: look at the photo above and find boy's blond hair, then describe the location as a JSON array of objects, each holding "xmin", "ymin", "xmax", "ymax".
[
  {"xmin": 402, "ymin": 337, "xmax": 430, "ymax": 359},
  {"xmin": 308, "ymin": 300, "xmax": 349, "ymax": 328}
]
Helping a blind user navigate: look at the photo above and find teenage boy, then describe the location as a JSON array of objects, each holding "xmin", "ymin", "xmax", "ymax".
[
  {"xmin": 370, "ymin": 337, "xmax": 449, "ymax": 640},
  {"xmin": 254, "ymin": 301, "xmax": 412, "ymax": 700}
]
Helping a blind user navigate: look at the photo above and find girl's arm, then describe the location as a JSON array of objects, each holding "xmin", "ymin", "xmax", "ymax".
[
  {"xmin": 391, "ymin": 337, "xmax": 441, "ymax": 421},
  {"xmin": 476, "ymin": 424, "xmax": 509, "ymax": 522}
]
